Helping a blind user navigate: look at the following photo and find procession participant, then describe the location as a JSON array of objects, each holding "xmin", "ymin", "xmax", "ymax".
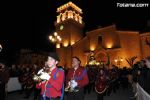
[
  {"xmin": 18, "ymin": 65, "xmax": 27, "ymax": 94},
  {"xmin": 85, "ymin": 65, "xmax": 97, "ymax": 94},
  {"xmin": 36, "ymin": 52, "xmax": 65, "ymax": 100},
  {"xmin": 95, "ymin": 68, "xmax": 109, "ymax": 100},
  {"xmin": 24, "ymin": 67, "xmax": 34, "ymax": 99},
  {"xmin": 65, "ymin": 57, "xmax": 89, "ymax": 100},
  {"xmin": 143, "ymin": 57, "xmax": 150, "ymax": 94},
  {"xmin": 32, "ymin": 64, "xmax": 41, "ymax": 100}
]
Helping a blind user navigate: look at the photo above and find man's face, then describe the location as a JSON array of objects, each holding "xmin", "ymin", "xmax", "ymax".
[
  {"xmin": 0, "ymin": 63, "xmax": 5, "ymax": 71},
  {"xmin": 140, "ymin": 61, "xmax": 145, "ymax": 67},
  {"xmin": 46, "ymin": 56, "xmax": 57, "ymax": 68},
  {"xmin": 145, "ymin": 59, "xmax": 150, "ymax": 68},
  {"xmin": 72, "ymin": 58, "xmax": 79, "ymax": 68}
]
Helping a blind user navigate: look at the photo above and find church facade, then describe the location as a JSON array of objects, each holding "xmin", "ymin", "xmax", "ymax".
[{"xmin": 52, "ymin": 2, "xmax": 150, "ymax": 68}]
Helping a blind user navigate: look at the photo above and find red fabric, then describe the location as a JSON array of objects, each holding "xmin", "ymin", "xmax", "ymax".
[
  {"xmin": 36, "ymin": 67, "xmax": 64, "ymax": 98},
  {"xmin": 66, "ymin": 66, "xmax": 89, "ymax": 88}
]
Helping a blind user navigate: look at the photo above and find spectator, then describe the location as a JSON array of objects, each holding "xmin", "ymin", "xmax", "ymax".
[{"xmin": 0, "ymin": 61, "xmax": 10, "ymax": 100}]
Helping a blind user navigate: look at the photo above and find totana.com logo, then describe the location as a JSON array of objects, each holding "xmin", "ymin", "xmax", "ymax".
[{"xmin": 117, "ymin": 3, "xmax": 149, "ymax": 7}]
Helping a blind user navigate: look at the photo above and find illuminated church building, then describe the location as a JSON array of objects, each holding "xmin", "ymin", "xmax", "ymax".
[{"xmin": 53, "ymin": 2, "xmax": 150, "ymax": 68}]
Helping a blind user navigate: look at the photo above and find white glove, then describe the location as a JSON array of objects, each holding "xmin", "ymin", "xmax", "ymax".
[
  {"xmin": 70, "ymin": 80, "xmax": 78, "ymax": 88},
  {"xmin": 39, "ymin": 73, "xmax": 50, "ymax": 80},
  {"xmin": 37, "ymin": 69, "xmax": 44, "ymax": 75}
]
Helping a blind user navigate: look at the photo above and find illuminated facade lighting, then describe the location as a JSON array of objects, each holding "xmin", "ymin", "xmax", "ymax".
[
  {"xmin": 90, "ymin": 46, "xmax": 95, "ymax": 51},
  {"xmin": 71, "ymin": 41, "xmax": 75, "ymax": 45},
  {"xmin": 106, "ymin": 43, "xmax": 113, "ymax": 48},
  {"xmin": 57, "ymin": 1, "xmax": 82, "ymax": 14},
  {"xmin": 63, "ymin": 42, "xmax": 69, "ymax": 47},
  {"xmin": 56, "ymin": 1, "xmax": 83, "ymax": 24},
  {"xmin": 56, "ymin": 43, "xmax": 60, "ymax": 48}
]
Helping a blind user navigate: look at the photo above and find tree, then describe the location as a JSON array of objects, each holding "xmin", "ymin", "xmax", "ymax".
[{"xmin": 125, "ymin": 56, "xmax": 138, "ymax": 67}]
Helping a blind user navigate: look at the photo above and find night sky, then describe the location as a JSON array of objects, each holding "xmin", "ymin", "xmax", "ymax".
[{"xmin": 0, "ymin": 0, "xmax": 150, "ymax": 61}]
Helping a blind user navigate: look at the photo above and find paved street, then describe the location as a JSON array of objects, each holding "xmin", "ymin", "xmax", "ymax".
[{"xmin": 6, "ymin": 87, "xmax": 134, "ymax": 100}]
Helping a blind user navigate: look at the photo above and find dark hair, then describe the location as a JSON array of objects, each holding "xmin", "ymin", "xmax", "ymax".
[
  {"xmin": 72, "ymin": 56, "xmax": 81, "ymax": 64},
  {"xmin": 141, "ymin": 59, "xmax": 146, "ymax": 63},
  {"xmin": 47, "ymin": 52, "xmax": 60, "ymax": 61},
  {"xmin": 0, "ymin": 60, "xmax": 6, "ymax": 65},
  {"xmin": 145, "ymin": 56, "xmax": 150, "ymax": 62}
]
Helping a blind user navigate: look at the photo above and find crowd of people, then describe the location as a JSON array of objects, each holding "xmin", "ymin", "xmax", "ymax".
[
  {"xmin": 0, "ymin": 53, "xmax": 150, "ymax": 100},
  {"xmin": 132, "ymin": 57, "xmax": 150, "ymax": 95}
]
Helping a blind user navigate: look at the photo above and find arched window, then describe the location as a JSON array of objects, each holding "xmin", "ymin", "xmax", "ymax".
[{"xmin": 98, "ymin": 35, "xmax": 102, "ymax": 46}]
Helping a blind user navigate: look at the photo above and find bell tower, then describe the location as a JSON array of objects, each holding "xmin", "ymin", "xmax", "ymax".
[{"xmin": 54, "ymin": 1, "xmax": 84, "ymax": 47}]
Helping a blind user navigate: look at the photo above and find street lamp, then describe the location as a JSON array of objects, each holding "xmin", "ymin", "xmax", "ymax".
[
  {"xmin": 49, "ymin": 32, "xmax": 62, "ymax": 48},
  {"xmin": 114, "ymin": 57, "xmax": 123, "ymax": 68}
]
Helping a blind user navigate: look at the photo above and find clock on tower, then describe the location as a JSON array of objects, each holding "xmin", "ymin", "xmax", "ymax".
[{"xmin": 60, "ymin": 24, "xmax": 64, "ymax": 30}]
